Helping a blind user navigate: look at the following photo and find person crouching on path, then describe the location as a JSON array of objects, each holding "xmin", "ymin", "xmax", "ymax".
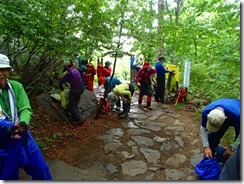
[
  {"xmin": 200, "ymin": 98, "xmax": 240, "ymax": 159},
  {"xmin": 99, "ymin": 76, "xmax": 122, "ymax": 111},
  {"xmin": 136, "ymin": 61, "xmax": 156, "ymax": 110},
  {"xmin": 0, "ymin": 54, "xmax": 52, "ymax": 180},
  {"xmin": 59, "ymin": 60, "xmax": 85, "ymax": 125},
  {"xmin": 107, "ymin": 83, "xmax": 134, "ymax": 118}
]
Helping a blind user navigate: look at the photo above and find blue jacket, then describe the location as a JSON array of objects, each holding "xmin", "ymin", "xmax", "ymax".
[
  {"xmin": 201, "ymin": 98, "xmax": 240, "ymax": 130},
  {"xmin": 104, "ymin": 77, "xmax": 122, "ymax": 98},
  {"xmin": 105, "ymin": 77, "xmax": 122, "ymax": 90},
  {"xmin": 155, "ymin": 61, "xmax": 168, "ymax": 76}
]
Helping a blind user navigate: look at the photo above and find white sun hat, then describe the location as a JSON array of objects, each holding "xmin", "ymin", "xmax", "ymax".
[
  {"xmin": 206, "ymin": 108, "xmax": 226, "ymax": 132},
  {"xmin": 0, "ymin": 54, "xmax": 12, "ymax": 69}
]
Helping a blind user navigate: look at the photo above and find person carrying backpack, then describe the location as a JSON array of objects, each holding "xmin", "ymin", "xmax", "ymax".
[{"xmin": 136, "ymin": 61, "xmax": 156, "ymax": 110}]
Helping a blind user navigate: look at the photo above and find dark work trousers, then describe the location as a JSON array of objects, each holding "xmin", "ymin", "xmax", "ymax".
[
  {"xmin": 208, "ymin": 120, "xmax": 239, "ymax": 156},
  {"xmin": 219, "ymin": 144, "xmax": 240, "ymax": 180},
  {"xmin": 155, "ymin": 75, "xmax": 166, "ymax": 103},
  {"xmin": 68, "ymin": 88, "xmax": 84, "ymax": 122},
  {"xmin": 123, "ymin": 84, "xmax": 135, "ymax": 114},
  {"xmin": 139, "ymin": 80, "xmax": 153, "ymax": 97},
  {"xmin": 138, "ymin": 80, "xmax": 153, "ymax": 106}
]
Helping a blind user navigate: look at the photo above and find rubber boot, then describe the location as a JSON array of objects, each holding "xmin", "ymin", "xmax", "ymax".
[
  {"xmin": 119, "ymin": 103, "xmax": 129, "ymax": 118},
  {"xmin": 147, "ymin": 102, "xmax": 152, "ymax": 110}
]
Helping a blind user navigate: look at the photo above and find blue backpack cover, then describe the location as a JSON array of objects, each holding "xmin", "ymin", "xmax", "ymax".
[{"xmin": 194, "ymin": 157, "xmax": 220, "ymax": 180}]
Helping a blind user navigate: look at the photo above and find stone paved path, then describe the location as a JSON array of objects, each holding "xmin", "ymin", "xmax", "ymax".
[{"xmin": 38, "ymin": 89, "xmax": 204, "ymax": 181}]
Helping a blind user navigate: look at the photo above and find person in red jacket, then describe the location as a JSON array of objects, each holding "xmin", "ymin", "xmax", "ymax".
[
  {"xmin": 103, "ymin": 61, "xmax": 112, "ymax": 77},
  {"xmin": 97, "ymin": 58, "xmax": 104, "ymax": 86},
  {"xmin": 136, "ymin": 61, "xmax": 156, "ymax": 110},
  {"xmin": 83, "ymin": 60, "xmax": 96, "ymax": 92}
]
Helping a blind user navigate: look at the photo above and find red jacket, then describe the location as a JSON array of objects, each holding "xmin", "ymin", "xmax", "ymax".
[
  {"xmin": 103, "ymin": 67, "xmax": 112, "ymax": 77},
  {"xmin": 136, "ymin": 62, "xmax": 156, "ymax": 83},
  {"xmin": 84, "ymin": 63, "xmax": 96, "ymax": 81},
  {"xmin": 97, "ymin": 64, "xmax": 104, "ymax": 78}
]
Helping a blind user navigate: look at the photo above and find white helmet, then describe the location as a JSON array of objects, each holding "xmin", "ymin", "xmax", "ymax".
[{"xmin": 107, "ymin": 91, "xmax": 118, "ymax": 104}]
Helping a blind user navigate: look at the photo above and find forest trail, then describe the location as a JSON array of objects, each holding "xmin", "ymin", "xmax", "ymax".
[{"xmin": 21, "ymin": 88, "xmax": 205, "ymax": 181}]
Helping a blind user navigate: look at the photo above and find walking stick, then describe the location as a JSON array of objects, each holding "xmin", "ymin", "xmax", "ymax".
[{"xmin": 45, "ymin": 98, "xmax": 73, "ymax": 126}]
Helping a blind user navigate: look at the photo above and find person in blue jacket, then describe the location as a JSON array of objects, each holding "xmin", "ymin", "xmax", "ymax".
[
  {"xmin": 200, "ymin": 98, "xmax": 240, "ymax": 159},
  {"xmin": 154, "ymin": 56, "xmax": 173, "ymax": 103},
  {"xmin": 0, "ymin": 54, "xmax": 52, "ymax": 180},
  {"xmin": 99, "ymin": 76, "xmax": 122, "ymax": 111}
]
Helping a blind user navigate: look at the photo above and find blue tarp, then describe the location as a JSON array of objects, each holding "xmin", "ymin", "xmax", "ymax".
[{"xmin": 194, "ymin": 157, "xmax": 220, "ymax": 180}]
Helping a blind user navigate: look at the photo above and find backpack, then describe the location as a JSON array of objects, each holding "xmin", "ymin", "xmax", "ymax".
[{"xmin": 60, "ymin": 89, "xmax": 69, "ymax": 109}]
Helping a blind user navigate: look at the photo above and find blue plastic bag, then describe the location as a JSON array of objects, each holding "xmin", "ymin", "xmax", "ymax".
[{"xmin": 194, "ymin": 157, "xmax": 220, "ymax": 180}]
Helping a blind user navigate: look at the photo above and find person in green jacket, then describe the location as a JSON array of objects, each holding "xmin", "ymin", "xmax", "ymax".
[
  {"xmin": 107, "ymin": 83, "xmax": 134, "ymax": 118},
  {"xmin": 0, "ymin": 54, "xmax": 52, "ymax": 180}
]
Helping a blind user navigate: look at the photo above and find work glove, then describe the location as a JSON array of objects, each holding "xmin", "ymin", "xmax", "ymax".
[
  {"xmin": 223, "ymin": 146, "xmax": 233, "ymax": 158},
  {"xmin": 18, "ymin": 121, "xmax": 28, "ymax": 133},
  {"xmin": 6, "ymin": 121, "xmax": 28, "ymax": 139}
]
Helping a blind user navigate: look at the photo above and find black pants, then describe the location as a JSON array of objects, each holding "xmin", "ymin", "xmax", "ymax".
[
  {"xmin": 123, "ymin": 84, "xmax": 135, "ymax": 114},
  {"xmin": 68, "ymin": 88, "xmax": 84, "ymax": 122},
  {"xmin": 139, "ymin": 80, "xmax": 153, "ymax": 97},
  {"xmin": 155, "ymin": 75, "xmax": 165, "ymax": 103}
]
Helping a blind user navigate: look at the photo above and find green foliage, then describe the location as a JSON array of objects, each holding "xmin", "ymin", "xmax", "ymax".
[
  {"xmin": 0, "ymin": 0, "xmax": 240, "ymax": 102},
  {"xmin": 35, "ymin": 137, "xmax": 49, "ymax": 151},
  {"xmin": 52, "ymin": 133, "xmax": 60, "ymax": 140}
]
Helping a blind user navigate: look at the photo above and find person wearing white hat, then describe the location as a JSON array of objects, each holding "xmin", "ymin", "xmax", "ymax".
[
  {"xmin": 200, "ymin": 98, "xmax": 240, "ymax": 159},
  {"xmin": 0, "ymin": 54, "xmax": 52, "ymax": 180}
]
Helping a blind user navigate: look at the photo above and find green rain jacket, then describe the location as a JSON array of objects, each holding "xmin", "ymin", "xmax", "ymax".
[
  {"xmin": 0, "ymin": 80, "xmax": 32, "ymax": 125},
  {"xmin": 113, "ymin": 83, "xmax": 132, "ymax": 101}
]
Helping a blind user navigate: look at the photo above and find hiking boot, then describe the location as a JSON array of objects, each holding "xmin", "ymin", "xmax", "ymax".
[
  {"xmin": 119, "ymin": 113, "xmax": 128, "ymax": 118},
  {"xmin": 147, "ymin": 106, "xmax": 152, "ymax": 110}
]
